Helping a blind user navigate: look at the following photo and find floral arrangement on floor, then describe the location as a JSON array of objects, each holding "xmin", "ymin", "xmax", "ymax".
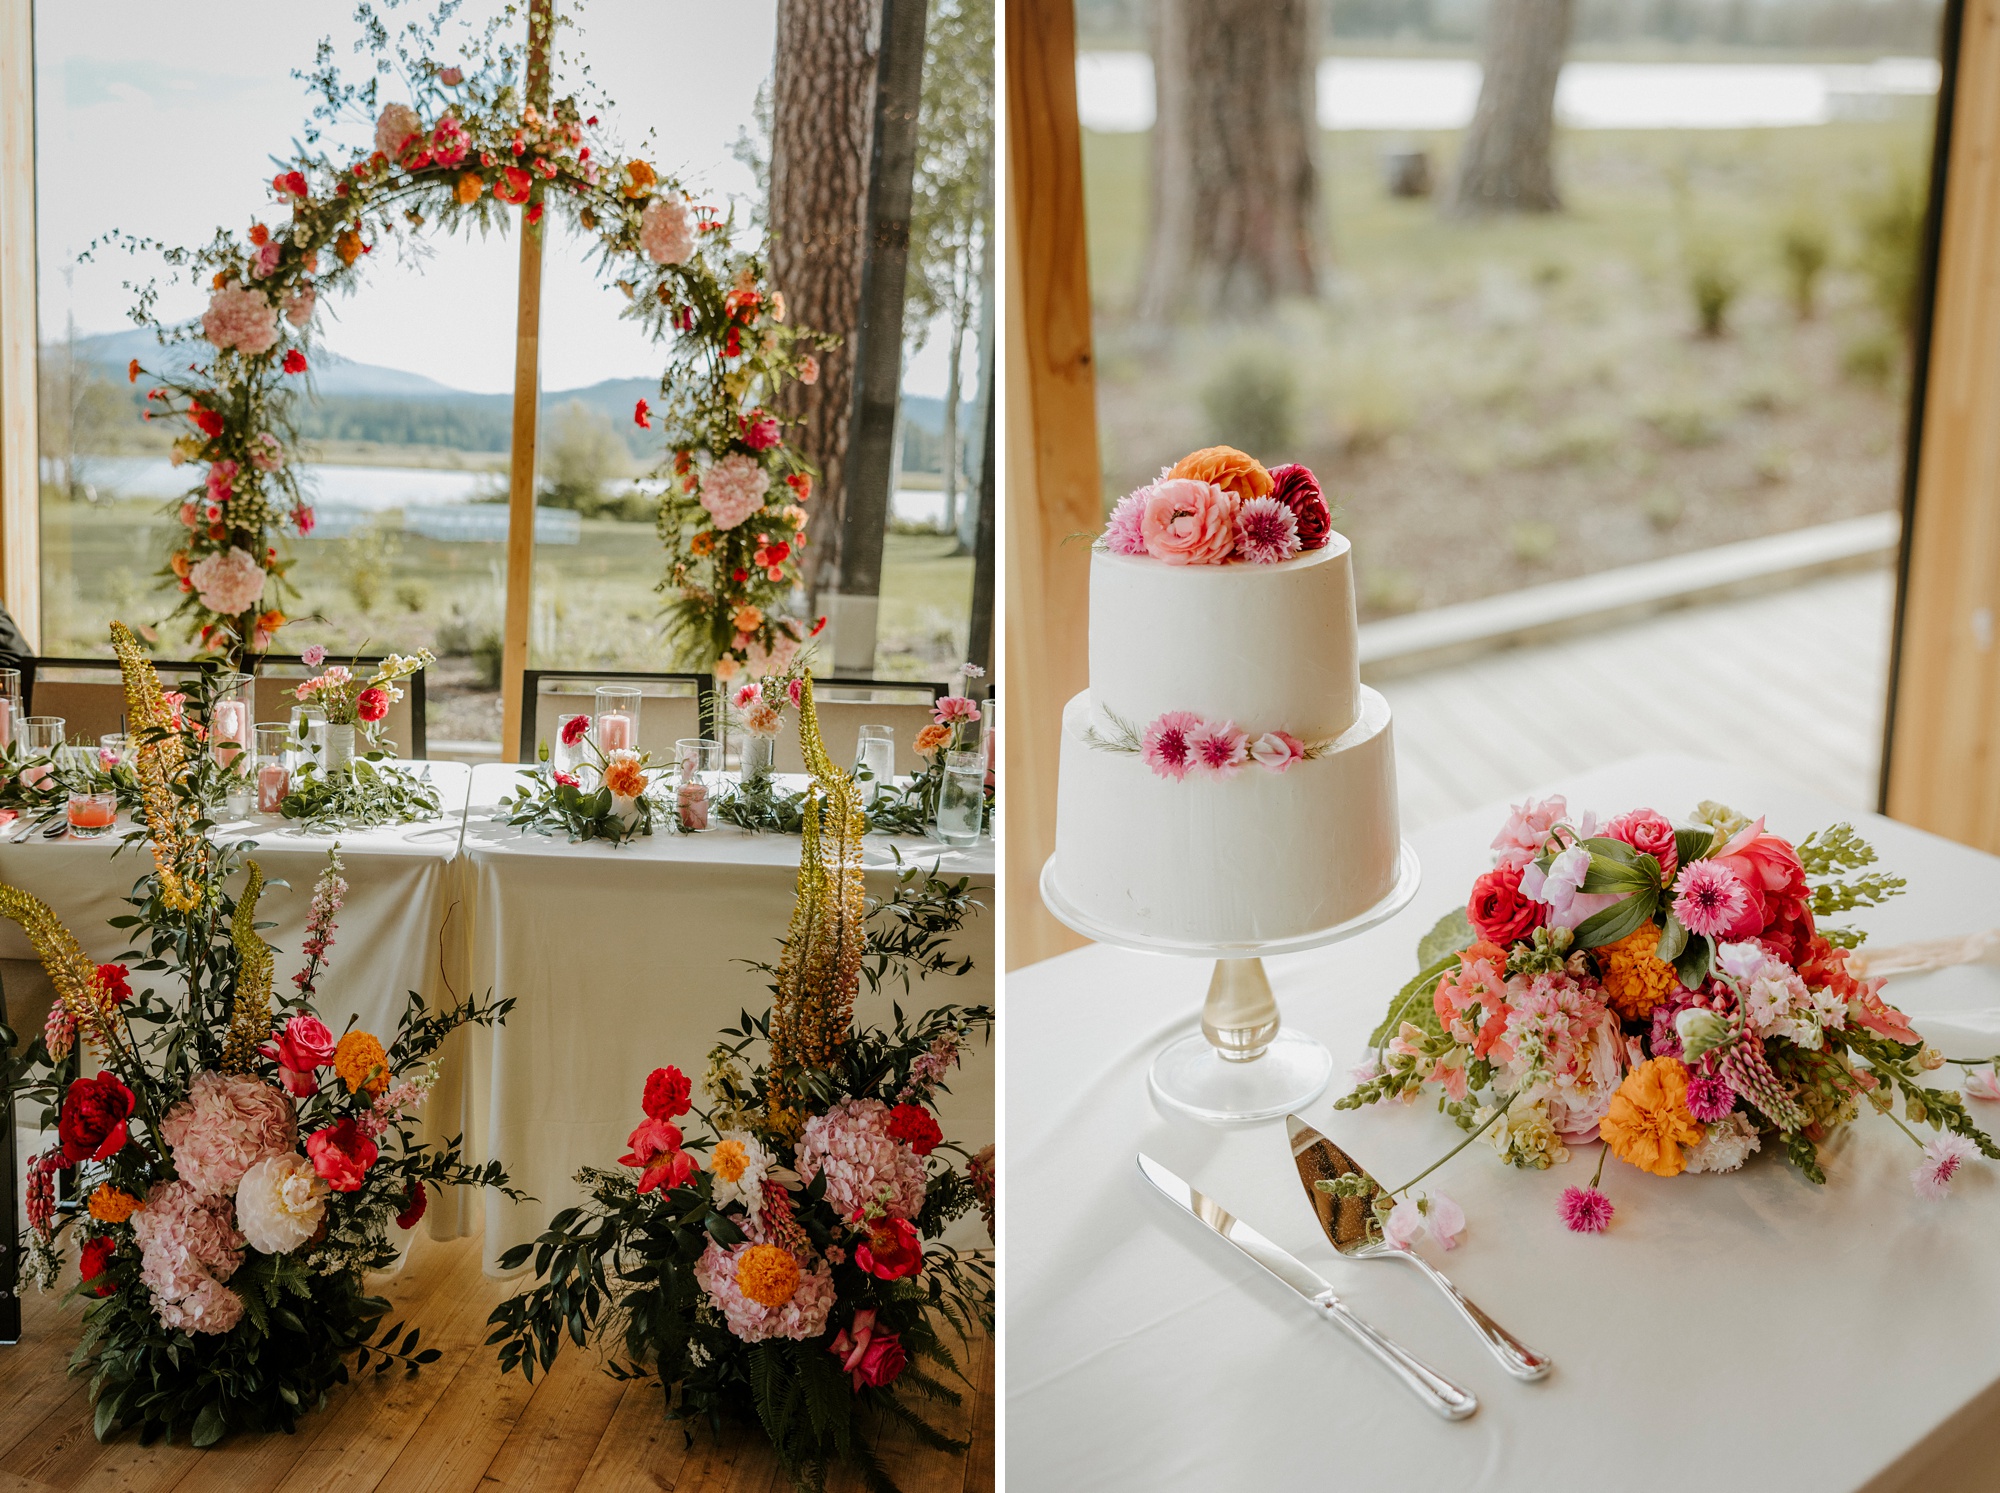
[
  {"xmin": 498, "ymin": 736, "xmax": 662, "ymax": 847},
  {"xmin": 1334, "ymin": 795, "xmax": 2000, "ymax": 1243},
  {"xmin": 486, "ymin": 679, "xmax": 993, "ymax": 1493},
  {"xmin": 7, "ymin": 625, "xmax": 518, "ymax": 1445},
  {"xmin": 102, "ymin": 7, "xmax": 821, "ymax": 667},
  {"xmin": 1085, "ymin": 706, "xmax": 1320, "ymax": 779},
  {"xmin": 1098, "ymin": 446, "xmax": 1332, "ymax": 566}
]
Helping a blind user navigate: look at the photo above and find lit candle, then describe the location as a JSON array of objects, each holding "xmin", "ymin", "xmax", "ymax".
[
  {"xmin": 257, "ymin": 761, "xmax": 290, "ymax": 814},
  {"xmin": 213, "ymin": 699, "xmax": 249, "ymax": 767},
  {"xmin": 598, "ymin": 711, "xmax": 634, "ymax": 752}
]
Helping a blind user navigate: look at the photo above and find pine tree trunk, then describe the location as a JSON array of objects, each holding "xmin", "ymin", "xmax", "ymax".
[
  {"xmin": 1139, "ymin": 0, "xmax": 1322, "ymax": 320},
  {"xmin": 1451, "ymin": 0, "xmax": 1572, "ymax": 214},
  {"xmin": 769, "ymin": 0, "xmax": 879, "ymax": 608}
]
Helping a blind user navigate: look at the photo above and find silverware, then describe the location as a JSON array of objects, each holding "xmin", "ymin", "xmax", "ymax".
[
  {"xmin": 1286, "ymin": 1115, "xmax": 1551, "ymax": 1381},
  {"xmin": 7, "ymin": 821, "xmax": 33, "ymax": 843},
  {"xmin": 41, "ymin": 822, "xmax": 67, "ymax": 840},
  {"xmin": 1136, "ymin": 1153, "xmax": 1476, "ymax": 1420}
]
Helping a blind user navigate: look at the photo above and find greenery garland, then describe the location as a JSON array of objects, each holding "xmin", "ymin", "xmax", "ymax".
[{"xmin": 278, "ymin": 756, "xmax": 444, "ymax": 834}]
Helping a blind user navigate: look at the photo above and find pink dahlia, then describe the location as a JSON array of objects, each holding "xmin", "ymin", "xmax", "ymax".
[
  {"xmin": 640, "ymin": 196, "xmax": 695, "ymax": 266},
  {"xmin": 187, "ymin": 547, "xmax": 268, "ymax": 617},
  {"xmin": 1140, "ymin": 710, "xmax": 1202, "ymax": 781},
  {"xmin": 699, "ymin": 454, "xmax": 771, "ymax": 531},
  {"xmin": 1912, "ymin": 1132, "xmax": 1979, "ymax": 1201},
  {"xmin": 160, "ymin": 1070, "xmax": 298, "ymax": 1200},
  {"xmin": 129, "ymin": 1180, "xmax": 247, "ymax": 1335},
  {"xmin": 1673, "ymin": 859, "xmax": 1752, "ymax": 939},
  {"xmin": 1187, "ymin": 719, "xmax": 1249, "ymax": 778},
  {"xmin": 1684, "ymin": 1073, "xmax": 1736, "ymax": 1122},
  {"xmin": 795, "ymin": 1098, "xmax": 929, "ymax": 1222},
  {"xmin": 1232, "ymin": 496, "xmax": 1302, "ymax": 565},
  {"xmin": 1559, "ymin": 1185, "xmax": 1614, "ymax": 1234},
  {"xmin": 201, "ymin": 282, "xmax": 281, "ymax": 355},
  {"xmin": 1103, "ymin": 492, "xmax": 1147, "ymax": 555},
  {"xmin": 694, "ymin": 1240, "xmax": 836, "ymax": 1341}
]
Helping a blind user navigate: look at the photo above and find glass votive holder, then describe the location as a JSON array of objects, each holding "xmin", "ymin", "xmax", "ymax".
[
  {"xmin": 211, "ymin": 673, "xmax": 253, "ymax": 770},
  {"xmin": 66, "ymin": 790, "xmax": 117, "ymax": 838},
  {"xmin": 853, "ymin": 724, "xmax": 895, "ymax": 806},
  {"xmin": 97, "ymin": 732, "xmax": 132, "ymax": 773},
  {"xmin": 0, "ymin": 669, "xmax": 20, "ymax": 752},
  {"xmin": 22, "ymin": 716, "xmax": 64, "ymax": 755},
  {"xmin": 255, "ymin": 725, "xmax": 291, "ymax": 814},
  {"xmin": 935, "ymin": 750, "xmax": 986, "ymax": 847},
  {"xmin": 595, "ymin": 687, "xmax": 642, "ymax": 754}
]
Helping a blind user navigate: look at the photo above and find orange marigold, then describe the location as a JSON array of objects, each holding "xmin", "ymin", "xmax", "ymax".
[
  {"xmin": 1600, "ymin": 1057, "xmax": 1704, "ymax": 1178},
  {"xmin": 913, "ymin": 723, "xmax": 953, "ymax": 756},
  {"xmin": 735, "ymin": 1243, "xmax": 800, "ymax": 1309},
  {"xmin": 456, "ymin": 173, "xmax": 485, "ymax": 205},
  {"xmin": 1595, "ymin": 921, "xmax": 1680, "ymax": 1021},
  {"xmin": 335, "ymin": 227, "xmax": 365, "ymax": 266},
  {"xmin": 622, "ymin": 159, "xmax": 658, "ymax": 199},
  {"xmin": 689, "ymin": 531, "xmax": 715, "ymax": 557},
  {"xmin": 1167, "ymin": 445, "xmax": 1274, "ymax": 504},
  {"xmin": 88, "ymin": 1184, "xmax": 142, "ymax": 1223},
  {"xmin": 333, "ymin": 1029, "xmax": 390, "ymax": 1095}
]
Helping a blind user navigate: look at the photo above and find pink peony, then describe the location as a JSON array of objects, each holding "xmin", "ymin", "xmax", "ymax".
[
  {"xmin": 1491, "ymin": 796, "xmax": 1567, "ymax": 870},
  {"xmin": 160, "ymin": 1071, "xmax": 298, "ymax": 1199},
  {"xmin": 1103, "ymin": 492, "xmax": 1147, "ymax": 555},
  {"xmin": 129, "ymin": 1180, "xmax": 247, "ymax": 1335},
  {"xmin": 374, "ymin": 102, "xmax": 422, "ymax": 159},
  {"xmin": 1232, "ymin": 495, "xmax": 1302, "ymax": 565},
  {"xmin": 795, "ymin": 1098, "xmax": 929, "ymax": 1221},
  {"xmin": 1673, "ymin": 859, "xmax": 1753, "ymax": 939},
  {"xmin": 640, "ymin": 197, "xmax": 695, "ymax": 265},
  {"xmin": 1268, "ymin": 463, "xmax": 1331, "ymax": 551},
  {"xmin": 1606, "ymin": 808, "xmax": 1680, "ymax": 884},
  {"xmin": 1140, "ymin": 709, "xmax": 1203, "ymax": 781},
  {"xmin": 829, "ymin": 1307, "xmax": 907, "ymax": 1389},
  {"xmin": 1248, "ymin": 730, "xmax": 1306, "ymax": 772},
  {"xmin": 282, "ymin": 283, "xmax": 317, "ymax": 329},
  {"xmin": 202, "ymin": 282, "xmax": 281, "ymax": 355},
  {"xmin": 1138, "ymin": 478, "xmax": 1237, "ymax": 566},
  {"xmin": 699, "ymin": 454, "xmax": 772, "ymax": 530},
  {"xmin": 1187, "ymin": 719, "xmax": 1249, "ymax": 777},
  {"xmin": 187, "ymin": 546, "xmax": 267, "ymax": 617},
  {"xmin": 695, "ymin": 1240, "xmax": 836, "ymax": 1342},
  {"xmin": 1711, "ymin": 819, "xmax": 1815, "ymax": 948}
]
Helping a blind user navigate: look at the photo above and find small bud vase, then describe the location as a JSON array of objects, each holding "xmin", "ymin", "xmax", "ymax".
[{"xmin": 323, "ymin": 723, "xmax": 357, "ymax": 770}]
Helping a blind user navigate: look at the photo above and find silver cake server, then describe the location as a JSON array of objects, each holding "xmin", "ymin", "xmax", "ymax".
[
  {"xmin": 1136, "ymin": 1153, "xmax": 1476, "ymax": 1420},
  {"xmin": 1286, "ymin": 1114, "xmax": 1551, "ymax": 1380}
]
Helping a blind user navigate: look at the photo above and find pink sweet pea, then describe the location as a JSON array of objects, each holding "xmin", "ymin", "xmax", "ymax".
[
  {"xmin": 1248, "ymin": 730, "xmax": 1306, "ymax": 772},
  {"xmin": 1492, "ymin": 796, "xmax": 1567, "ymax": 870},
  {"xmin": 1384, "ymin": 1197, "xmax": 1424, "ymax": 1251},
  {"xmin": 1426, "ymin": 1192, "xmax": 1465, "ymax": 1250},
  {"xmin": 1520, "ymin": 845, "xmax": 1619, "ymax": 930},
  {"xmin": 1966, "ymin": 1069, "xmax": 2000, "ymax": 1101}
]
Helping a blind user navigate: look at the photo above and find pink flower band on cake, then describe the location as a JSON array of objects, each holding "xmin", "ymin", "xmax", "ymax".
[{"xmin": 1139, "ymin": 711, "xmax": 1308, "ymax": 780}]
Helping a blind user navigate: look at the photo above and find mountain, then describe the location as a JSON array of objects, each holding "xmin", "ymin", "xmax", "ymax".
[{"xmin": 70, "ymin": 330, "xmax": 468, "ymax": 398}]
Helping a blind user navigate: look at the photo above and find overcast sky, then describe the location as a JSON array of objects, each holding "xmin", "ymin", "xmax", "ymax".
[{"xmin": 36, "ymin": 0, "xmax": 960, "ymax": 397}]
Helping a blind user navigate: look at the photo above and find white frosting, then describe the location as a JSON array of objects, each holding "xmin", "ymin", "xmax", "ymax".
[
  {"xmin": 1088, "ymin": 540, "xmax": 1360, "ymax": 744},
  {"xmin": 1048, "ymin": 687, "xmax": 1402, "ymax": 947}
]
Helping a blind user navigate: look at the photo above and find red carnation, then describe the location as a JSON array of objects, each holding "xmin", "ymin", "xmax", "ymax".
[
  {"xmin": 78, "ymin": 1235, "xmax": 117, "ymax": 1297},
  {"xmin": 559, "ymin": 713, "xmax": 590, "ymax": 747},
  {"xmin": 306, "ymin": 1117, "xmax": 379, "ymax": 1192},
  {"xmin": 1467, "ymin": 864, "xmax": 1547, "ymax": 946},
  {"xmin": 356, "ymin": 686, "xmax": 389, "ymax": 723},
  {"xmin": 396, "ymin": 1182, "xmax": 428, "ymax": 1231},
  {"xmin": 634, "ymin": 398, "xmax": 652, "ymax": 428},
  {"xmin": 95, "ymin": 963, "xmax": 132, "ymax": 1003},
  {"xmin": 282, "ymin": 349, "xmax": 308, "ymax": 375},
  {"xmin": 190, "ymin": 402, "xmax": 225, "ymax": 438},
  {"xmin": 1268, "ymin": 464, "xmax": 1331, "ymax": 552},
  {"xmin": 127, "ymin": 359, "xmax": 142, "ymax": 384},
  {"xmin": 642, "ymin": 1065, "xmax": 691, "ymax": 1120},
  {"xmin": 59, "ymin": 1072, "xmax": 136, "ymax": 1164},
  {"xmin": 887, "ymin": 1103, "xmax": 942, "ymax": 1157}
]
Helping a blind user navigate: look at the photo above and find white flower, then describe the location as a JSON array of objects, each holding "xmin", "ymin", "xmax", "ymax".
[
  {"xmin": 235, "ymin": 1152, "xmax": 328, "ymax": 1255},
  {"xmin": 1683, "ymin": 1112, "xmax": 1761, "ymax": 1175},
  {"xmin": 708, "ymin": 1131, "xmax": 771, "ymax": 1220}
]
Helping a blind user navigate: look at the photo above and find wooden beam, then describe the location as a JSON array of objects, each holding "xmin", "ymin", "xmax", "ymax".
[
  {"xmin": 1004, "ymin": 0, "xmax": 1100, "ymax": 969},
  {"xmin": 0, "ymin": 0, "xmax": 41, "ymax": 652},
  {"xmin": 499, "ymin": 0, "xmax": 553, "ymax": 764},
  {"xmin": 1882, "ymin": 0, "xmax": 2000, "ymax": 845}
]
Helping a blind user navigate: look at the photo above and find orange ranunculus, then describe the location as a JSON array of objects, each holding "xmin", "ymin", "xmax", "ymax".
[
  {"xmin": 914, "ymin": 723, "xmax": 952, "ymax": 756},
  {"xmin": 335, "ymin": 227, "xmax": 365, "ymax": 266},
  {"xmin": 170, "ymin": 551, "xmax": 191, "ymax": 579},
  {"xmin": 689, "ymin": 531, "xmax": 715, "ymax": 557},
  {"xmin": 603, "ymin": 756, "xmax": 646, "ymax": 799},
  {"xmin": 456, "ymin": 173, "xmax": 485, "ymax": 205},
  {"xmin": 622, "ymin": 159, "xmax": 657, "ymax": 199},
  {"xmin": 1600, "ymin": 1057, "xmax": 1705, "ymax": 1178},
  {"xmin": 732, "ymin": 604, "xmax": 764, "ymax": 633},
  {"xmin": 248, "ymin": 222, "xmax": 269, "ymax": 247},
  {"xmin": 1167, "ymin": 446, "xmax": 1275, "ymax": 505}
]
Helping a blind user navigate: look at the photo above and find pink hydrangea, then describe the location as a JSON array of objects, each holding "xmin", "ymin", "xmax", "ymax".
[
  {"xmin": 187, "ymin": 546, "xmax": 268, "ymax": 617},
  {"xmin": 795, "ymin": 1098, "xmax": 929, "ymax": 1221},
  {"xmin": 129, "ymin": 1180, "xmax": 246, "ymax": 1335},
  {"xmin": 202, "ymin": 283, "xmax": 281, "ymax": 355},
  {"xmin": 1140, "ymin": 710, "xmax": 1202, "ymax": 781},
  {"xmin": 1233, "ymin": 495, "xmax": 1302, "ymax": 564},
  {"xmin": 1491, "ymin": 795, "xmax": 1566, "ymax": 870},
  {"xmin": 374, "ymin": 102, "xmax": 422, "ymax": 159},
  {"xmin": 282, "ymin": 284, "xmax": 317, "ymax": 329},
  {"xmin": 640, "ymin": 196, "xmax": 695, "ymax": 265},
  {"xmin": 693, "ymin": 1240, "xmax": 836, "ymax": 1341},
  {"xmin": 1103, "ymin": 492, "xmax": 1147, "ymax": 555},
  {"xmin": 699, "ymin": 454, "xmax": 771, "ymax": 531},
  {"xmin": 161, "ymin": 1070, "xmax": 298, "ymax": 1199}
]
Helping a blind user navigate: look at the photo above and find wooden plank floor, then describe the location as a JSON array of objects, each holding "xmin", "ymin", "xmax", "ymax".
[
  {"xmin": 1379, "ymin": 566, "xmax": 1894, "ymax": 830},
  {"xmin": 0, "ymin": 1234, "xmax": 993, "ymax": 1493}
]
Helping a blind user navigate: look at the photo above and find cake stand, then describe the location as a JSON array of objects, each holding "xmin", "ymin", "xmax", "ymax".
[{"xmin": 1040, "ymin": 842, "xmax": 1422, "ymax": 1124}]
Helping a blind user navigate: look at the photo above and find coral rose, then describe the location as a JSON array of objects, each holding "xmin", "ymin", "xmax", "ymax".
[
  {"xmin": 1138, "ymin": 478, "xmax": 1237, "ymax": 566},
  {"xmin": 1710, "ymin": 819, "xmax": 1813, "ymax": 942},
  {"xmin": 1168, "ymin": 445, "xmax": 1274, "ymax": 505},
  {"xmin": 1600, "ymin": 1058, "xmax": 1705, "ymax": 1178},
  {"xmin": 60, "ymin": 1071, "xmax": 136, "ymax": 1164},
  {"xmin": 1467, "ymin": 864, "xmax": 1547, "ymax": 946},
  {"xmin": 305, "ymin": 1117, "xmax": 378, "ymax": 1192}
]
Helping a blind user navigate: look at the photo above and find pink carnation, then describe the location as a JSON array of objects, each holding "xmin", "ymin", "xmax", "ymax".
[
  {"xmin": 694, "ymin": 1240, "xmax": 836, "ymax": 1341},
  {"xmin": 699, "ymin": 454, "xmax": 772, "ymax": 531},
  {"xmin": 160, "ymin": 1070, "xmax": 298, "ymax": 1199},
  {"xmin": 186, "ymin": 546, "xmax": 268, "ymax": 617},
  {"xmin": 1139, "ymin": 478, "xmax": 1237, "ymax": 566},
  {"xmin": 1103, "ymin": 492, "xmax": 1147, "ymax": 555},
  {"xmin": 795, "ymin": 1098, "xmax": 928, "ymax": 1221},
  {"xmin": 201, "ymin": 282, "xmax": 281, "ymax": 355},
  {"xmin": 129, "ymin": 1180, "xmax": 246, "ymax": 1335},
  {"xmin": 1233, "ymin": 496, "xmax": 1302, "ymax": 565},
  {"xmin": 1140, "ymin": 709, "xmax": 1203, "ymax": 781},
  {"xmin": 640, "ymin": 197, "xmax": 695, "ymax": 265},
  {"xmin": 1187, "ymin": 719, "xmax": 1249, "ymax": 778}
]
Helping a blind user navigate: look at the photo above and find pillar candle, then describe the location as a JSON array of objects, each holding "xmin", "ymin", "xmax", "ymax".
[
  {"xmin": 598, "ymin": 711, "xmax": 634, "ymax": 752},
  {"xmin": 677, "ymin": 780, "xmax": 709, "ymax": 831},
  {"xmin": 257, "ymin": 761, "xmax": 290, "ymax": 814},
  {"xmin": 213, "ymin": 699, "xmax": 249, "ymax": 767}
]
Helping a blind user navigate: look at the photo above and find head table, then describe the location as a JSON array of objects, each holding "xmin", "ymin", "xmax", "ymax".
[{"xmin": 1008, "ymin": 754, "xmax": 2000, "ymax": 1493}]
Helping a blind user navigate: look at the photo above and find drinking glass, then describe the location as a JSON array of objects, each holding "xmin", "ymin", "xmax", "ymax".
[
  {"xmin": 0, "ymin": 667, "xmax": 21, "ymax": 752},
  {"xmin": 22, "ymin": 716, "xmax": 63, "ymax": 755},
  {"xmin": 853, "ymin": 724, "xmax": 895, "ymax": 806},
  {"xmin": 595, "ymin": 687, "xmax": 642, "ymax": 754},
  {"xmin": 675, "ymin": 737, "xmax": 720, "ymax": 831},
  {"xmin": 97, "ymin": 732, "xmax": 132, "ymax": 773},
  {"xmin": 977, "ymin": 697, "xmax": 999, "ymax": 769},
  {"xmin": 934, "ymin": 751, "xmax": 986, "ymax": 847},
  {"xmin": 65, "ymin": 790, "xmax": 117, "ymax": 838},
  {"xmin": 255, "ymin": 725, "xmax": 292, "ymax": 814}
]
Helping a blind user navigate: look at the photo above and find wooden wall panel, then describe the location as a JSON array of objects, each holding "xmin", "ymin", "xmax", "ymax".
[
  {"xmin": 1884, "ymin": 0, "xmax": 2000, "ymax": 845},
  {"xmin": 0, "ymin": 0, "xmax": 41, "ymax": 650},
  {"xmin": 1004, "ymin": 0, "xmax": 1099, "ymax": 969}
]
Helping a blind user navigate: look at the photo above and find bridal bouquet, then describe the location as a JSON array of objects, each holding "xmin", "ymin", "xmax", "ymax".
[
  {"xmin": 487, "ymin": 680, "xmax": 994, "ymax": 1492},
  {"xmin": 1340, "ymin": 796, "xmax": 1999, "ymax": 1239},
  {"xmin": 8, "ymin": 625, "xmax": 516, "ymax": 1445}
]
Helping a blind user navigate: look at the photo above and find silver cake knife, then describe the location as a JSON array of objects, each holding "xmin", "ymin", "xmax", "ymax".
[{"xmin": 1136, "ymin": 1153, "xmax": 1477, "ymax": 1420}]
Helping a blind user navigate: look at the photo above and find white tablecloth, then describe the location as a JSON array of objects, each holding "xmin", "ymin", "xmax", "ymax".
[
  {"xmin": 438, "ymin": 763, "xmax": 996, "ymax": 1272},
  {"xmin": 1007, "ymin": 754, "xmax": 2000, "ymax": 1493}
]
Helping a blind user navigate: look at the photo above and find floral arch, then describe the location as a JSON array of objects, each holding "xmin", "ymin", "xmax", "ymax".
[{"xmin": 116, "ymin": 16, "xmax": 824, "ymax": 680}]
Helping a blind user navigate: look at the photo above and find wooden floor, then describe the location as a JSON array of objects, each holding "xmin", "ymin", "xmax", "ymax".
[
  {"xmin": 0, "ymin": 1233, "xmax": 993, "ymax": 1493},
  {"xmin": 1379, "ymin": 566, "xmax": 1894, "ymax": 830}
]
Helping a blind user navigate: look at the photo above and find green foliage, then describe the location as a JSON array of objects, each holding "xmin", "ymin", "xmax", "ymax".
[
  {"xmin": 1797, "ymin": 822, "xmax": 1906, "ymax": 946},
  {"xmin": 279, "ymin": 756, "xmax": 443, "ymax": 832},
  {"xmin": 1847, "ymin": 1028, "xmax": 2000, "ymax": 1159},
  {"xmin": 714, "ymin": 764, "xmax": 986, "ymax": 840},
  {"xmin": 496, "ymin": 766, "xmax": 662, "ymax": 846},
  {"xmin": 1854, "ymin": 168, "xmax": 1926, "ymax": 338},
  {"xmin": 538, "ymin": 400, "xmax": 635, "ymax": 515},
  {"xmin": 1687, "ymin": 245, "xmax": 1740, "ymax": 338},
  {"xmin": 1779, "ymin": 215, "xmax": 1829, "ymax": 319}
]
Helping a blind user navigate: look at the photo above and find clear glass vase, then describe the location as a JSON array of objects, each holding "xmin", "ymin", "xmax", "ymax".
[
  {"xmin": 740, "ymin": 733, "xmax": 776, "ymax": 785},
  {"xmin": 934, "ymin": 751, "xmax": 985, "ymax": 847},
  {"xmin": 323, "ymin": 722, "xmax": 357, "ymax": 770}
]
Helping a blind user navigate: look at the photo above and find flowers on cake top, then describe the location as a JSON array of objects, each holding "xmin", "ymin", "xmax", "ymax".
[{"xmin": 1102, "ymin": 447, "xmax": 1332, "ymax": 566}]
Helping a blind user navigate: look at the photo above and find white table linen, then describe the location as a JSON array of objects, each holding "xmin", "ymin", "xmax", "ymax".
[
  {"xmin": 438, "ymin": 763, "xmax": 995, "ymax": 1273},
  {"xmin": 1007, "ymin": 754, "xmax": 2000, "ymax": 1493}
]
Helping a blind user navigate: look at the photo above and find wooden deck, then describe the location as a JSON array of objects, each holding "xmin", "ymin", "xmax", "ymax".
[
  {"xmin": 0, "ymin": 1233, "xmax": 993, "ymax": 1493},
  {"xmin": 1379, "ymin": 566, "xmax": 1894, "ymax": 829}
]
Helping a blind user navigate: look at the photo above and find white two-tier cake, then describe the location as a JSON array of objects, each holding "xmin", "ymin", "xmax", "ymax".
[{"xmin": 1044, "ymin": 534, "xmax": 1402, "ymax": 948}]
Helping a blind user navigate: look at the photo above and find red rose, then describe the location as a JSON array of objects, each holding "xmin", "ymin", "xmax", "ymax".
[
  {"xmin": 59, "ymin": 1072, "xmax": 136, "ymax": 1164},
  {"xmin": 854, "ymin": 1215, "xmax": 924, "ymax": 1281},
  {"xmin": 1268, "ymin": 463, "xmax": 1331, "ymax": 551},
  {"xmin": 1467, "ymin": 864, "xmax": 1547, "ymax": 946},
  {"xmin": 95, "ymin": 963, "xmax": 132, "ymax": 1003},
  {"xmin": 306, "ymin": 1117, "xmax": 379, "ymax": 1192},
  {"xmin": 887, "ymin": 1103, "xmax": 942, "ymax": 1158},
  {"xmin": 396, "ymin": 1182, "xmax": 428, "ymax": 1231},
  {"xmin": 282, "ymin": 349, "xmax": 307, "ymax": 375},
  {"xmin": 78, "ymin": 1235, "xmax": 117, "ymax": 1297},
  {"xmin": 190, "ymin": 402, "xmax": 225, "ymax": 439},
  {"xmin": 1605, "ymin": 809, "xmax": 1679, "ymax": 884},
  {"xmin": 356, "ymin": 687, "xmax": 389, "ymax": 723},
  {"xmin": 559, "ymin": 713, "xmax": 591, "ymax": 747},
  {"xmin": 829, "ymin": 1307, "xmax": 907, "ymax": 1389},
  {"xmin": 642, "ymin": 1065, "xmax": 691, "ymax": 1120}
]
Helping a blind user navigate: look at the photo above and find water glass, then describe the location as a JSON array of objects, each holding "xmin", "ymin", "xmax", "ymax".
[
  {"xmin": 595, "ymin": 687, "xmax": 643, "ymax": 754},
  {"xmin": 22, "ymin": 716, "xmax": 64, "ymax": 756},
  {"xmin": 0, "ymin": 668, "xmax": 20, "ymax": 752},
  {"xmin": 255, "ymin": 725, "xmax": 292, "ymax": 814},
  {"xmin": 977, "ymin": 697, "xmax": 999, "ymax": 770},
  {"xmin": 853, "ymin": 724, "xmax": 895, "ymax": 806},
  {"xmin": 934, "ymin": 750, "xmax": 985, "ymax": 847},
  {"xmin": 676, "ymin": 737, "xmax": 721, "ymax": 785},
  {"xmin": 211, "ymin": 672, "xmax": 253, "ymax": 770},
  {"xmin": 97, "ymin": 732, "xmax": 132, "ymax": 772},
  {"xmin": 66, "ymin": 790, "xmax": 117, "ymax": 838}
]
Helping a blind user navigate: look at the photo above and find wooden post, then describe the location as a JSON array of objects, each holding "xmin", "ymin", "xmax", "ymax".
[
  {"xmin": 1004, "ymin": 0, "xmax": 1101, "ymax": 968},
  {"xmin": 0, "ymin": 0, "xmax": 41, "ymax": 652},
  {"xmin": 1881, "ymin": 0, "xmax": 2000, "ymax": 845},
  {"xmin": 498, "ymin": 0, "xmax": 553, "ymax": 763}
]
